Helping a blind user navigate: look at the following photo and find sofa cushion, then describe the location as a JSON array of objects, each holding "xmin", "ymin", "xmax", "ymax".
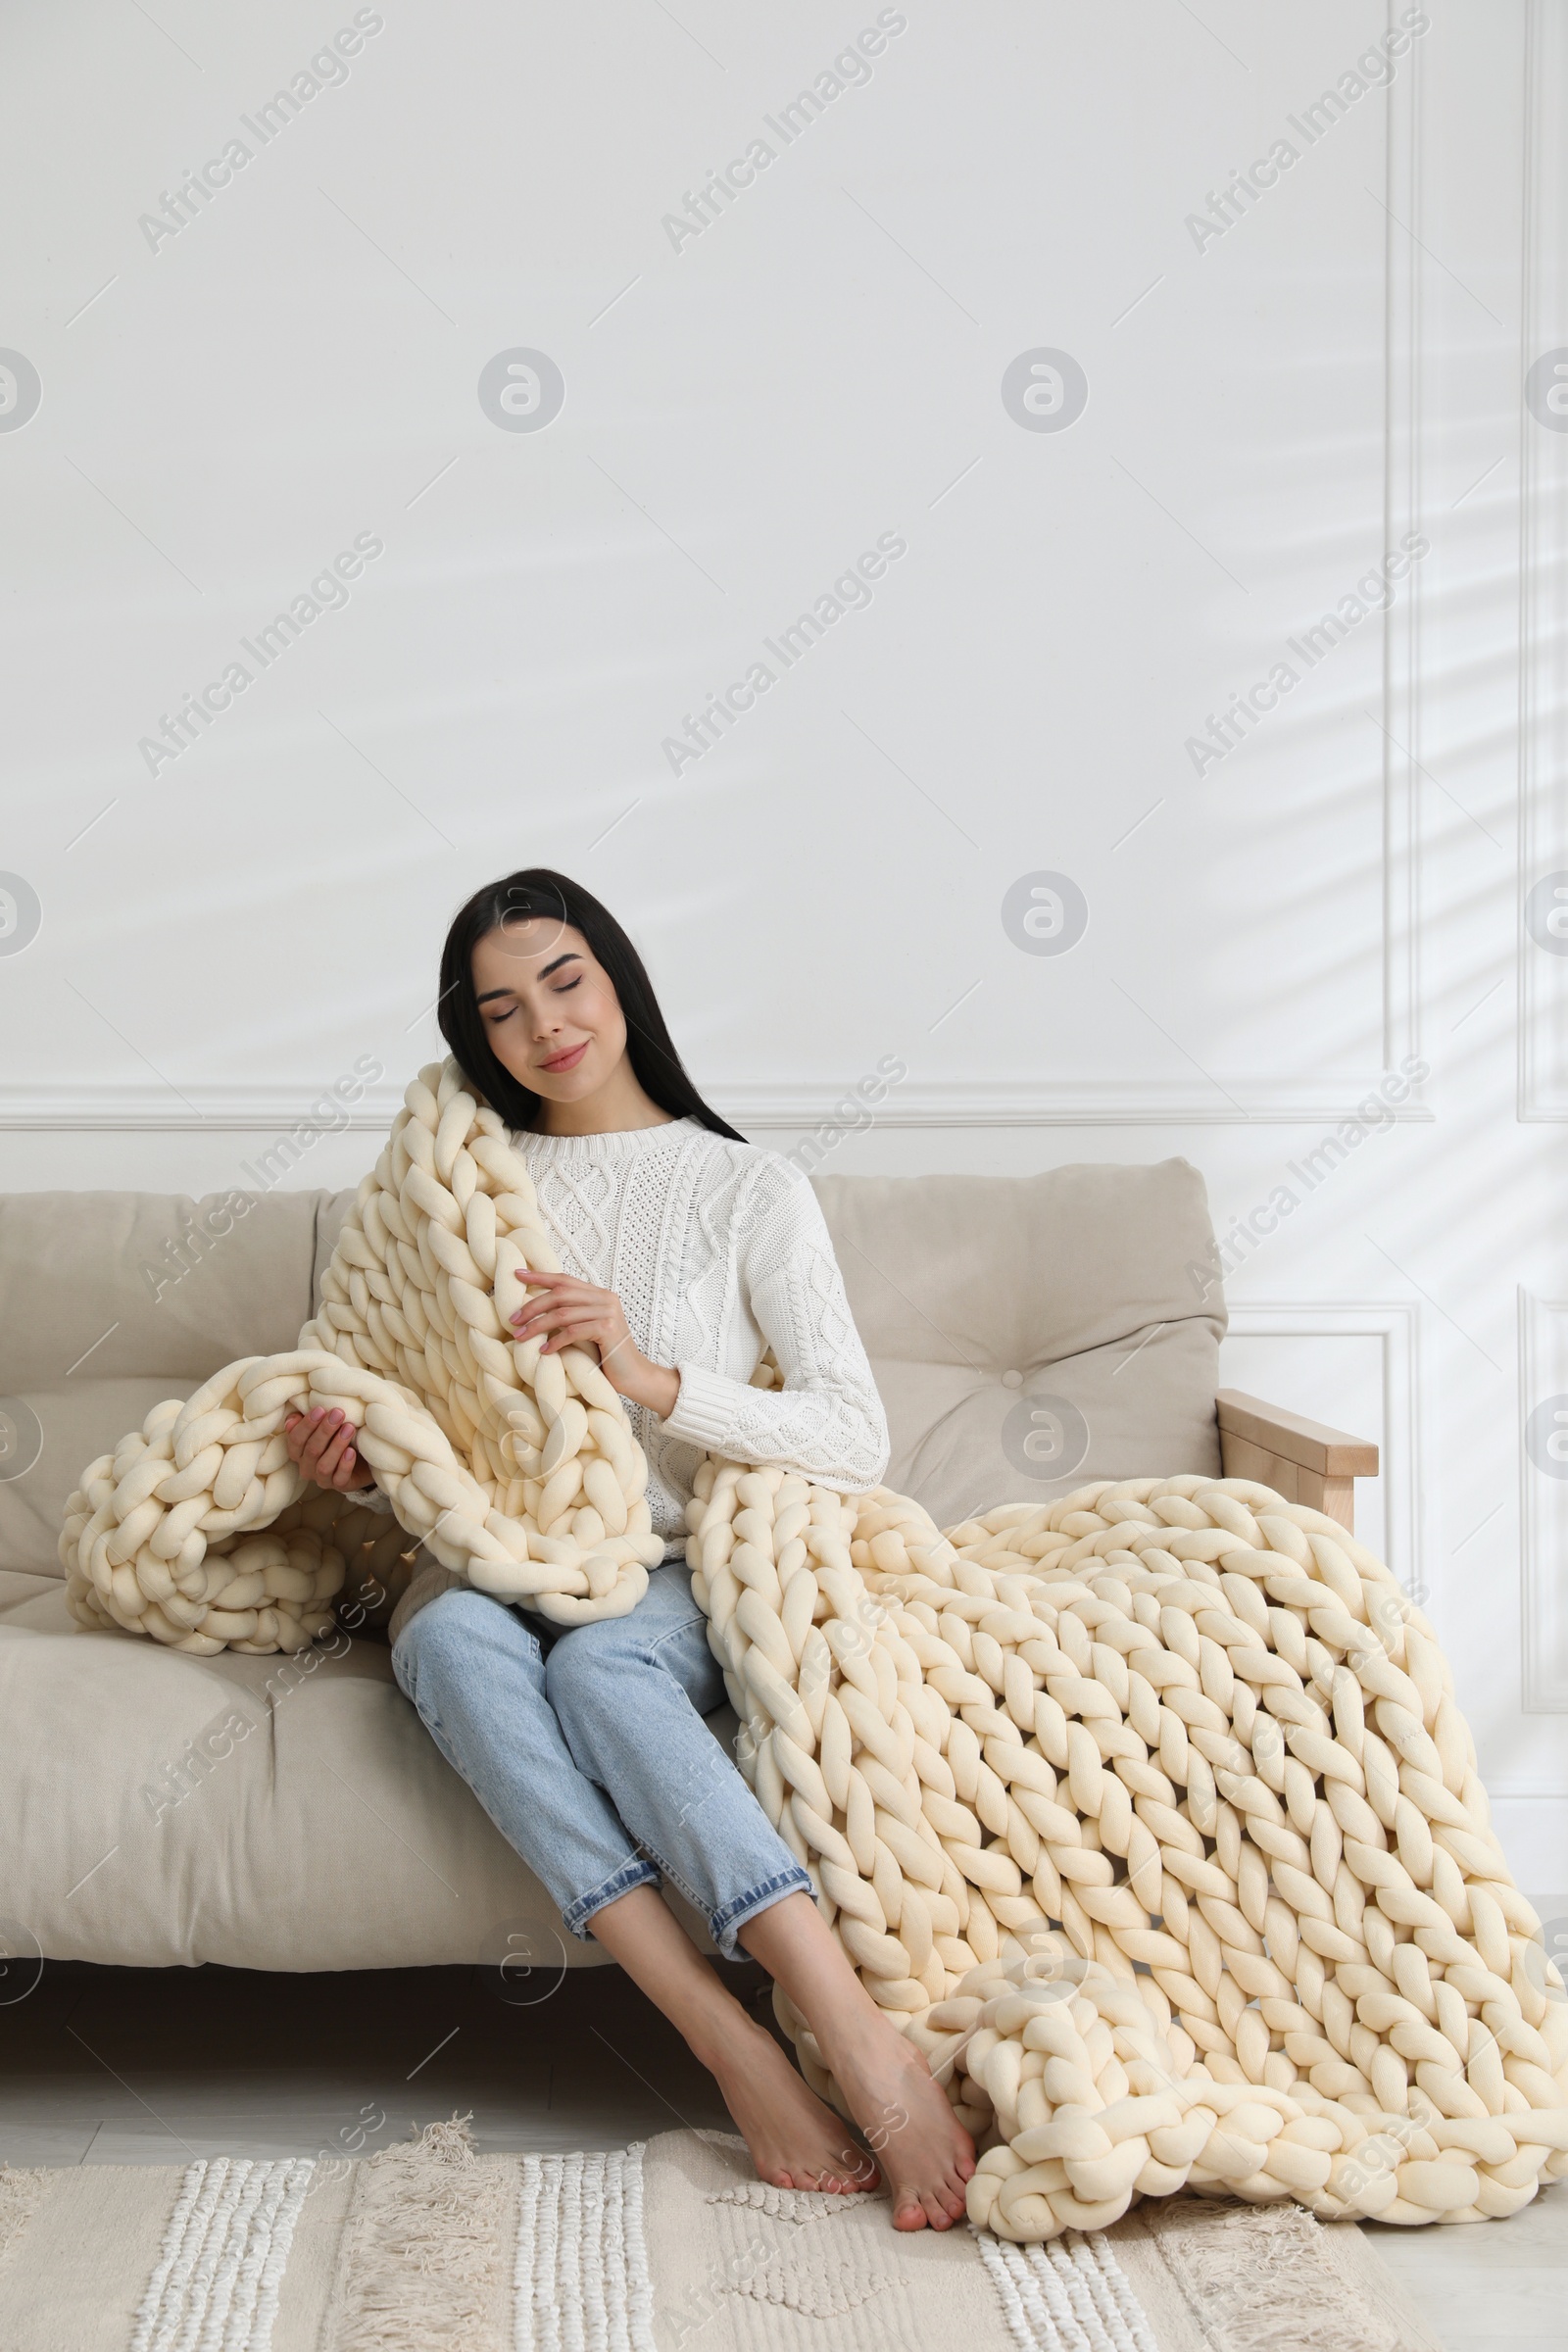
[
  {"xmin": 2, "ymin": 1379, "xmax": 212, "ymax": 1582},
  {"xmin": 0, "ymin": 1579, "xmax": 626, "ymax": 1971},
  {"xmin": 0, "ymin": 1568, "xmax": 62, "ymax": 1620},
  {"xmin": 0, "ymin": 1188, "xmax": 329, "ymax": 1577},
  {"xmin": 812, "ymin": 1160, "xmax": 1225, "ymax": 1530},
  {"xmin": 314, "ymin": 1188, "xmax": 361, "ymax": 1312},
  {"xmin": 0, "ymin": 1186, "xmax": 328, "ymax": 1387}
]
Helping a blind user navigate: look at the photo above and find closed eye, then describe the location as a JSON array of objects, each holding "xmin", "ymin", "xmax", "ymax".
[{"xmin": 484, "ymin": 977, "xmax": 580, "ymax": 1025}]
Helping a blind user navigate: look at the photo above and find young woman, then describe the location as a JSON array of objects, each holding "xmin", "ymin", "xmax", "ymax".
[{"xmin": 283, "ymin": 868, "xmax": 975, "ymax": 2231}]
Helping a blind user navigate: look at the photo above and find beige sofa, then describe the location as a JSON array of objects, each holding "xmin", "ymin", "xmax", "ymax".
[{"xmin": 0, "ymin": 1159, "xmax": 1376, "ymax": 1975}]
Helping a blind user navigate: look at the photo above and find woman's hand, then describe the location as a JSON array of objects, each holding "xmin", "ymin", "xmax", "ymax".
[
  {"xmin": 510, "ymin": 1268, "xmax": 680, "ymax": 1419},
  {"xmin": 283, "ymin": 1403, "xmax": 376, "ymax": 1493}
]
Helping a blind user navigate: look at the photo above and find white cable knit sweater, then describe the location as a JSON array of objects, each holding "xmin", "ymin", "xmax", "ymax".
[{"xmin": 364, "ymin": 1115, "xmax": 891, "ymax": 1637}]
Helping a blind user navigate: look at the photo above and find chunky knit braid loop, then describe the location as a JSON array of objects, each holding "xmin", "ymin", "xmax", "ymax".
[{"xmin": 56, "ymin": 1058, "xmax": 1568, "ymax": 2231}]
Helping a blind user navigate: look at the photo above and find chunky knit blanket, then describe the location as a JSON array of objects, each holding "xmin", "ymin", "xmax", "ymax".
[{"xmin": 59, "ymin": 1059, "xmax": 1568, "ymax": 2236}]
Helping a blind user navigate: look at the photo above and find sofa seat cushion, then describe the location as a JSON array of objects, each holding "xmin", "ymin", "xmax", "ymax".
[
  {"xmin": 0, "ymin": 1587, "xmax": 615, "ymax": 1972},
  {"xmin": 0, "ymin": 1578, "xmax": 738, "ymax": 1972}
]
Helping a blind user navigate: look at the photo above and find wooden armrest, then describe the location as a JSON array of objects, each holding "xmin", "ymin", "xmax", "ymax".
[
  {"xmin": 1215, "ymin": 1393, "xmax": 1379, "ymax": 1477},
  {"xmin": 1215, "ymin": 1390, "xmax": 1378, "ymax": 1535}
]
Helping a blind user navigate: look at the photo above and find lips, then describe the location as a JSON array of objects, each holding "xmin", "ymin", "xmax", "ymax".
[{"xmin": 539, "ymin": 1041, "xmax": 589, "ymax": 1074}]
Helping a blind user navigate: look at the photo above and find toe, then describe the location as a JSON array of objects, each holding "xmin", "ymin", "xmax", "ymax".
[
  {"xmin": 893, "ymin": 2195, "xmax": 929, "ymax": 2231},
  {"xmin": 922, "ymin": 2191, "xmax": 954, "ymax": 2230}
]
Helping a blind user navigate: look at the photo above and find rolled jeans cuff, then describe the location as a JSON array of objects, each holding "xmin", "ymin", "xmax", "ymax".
[
  {"xmin": 563, "ymin": 1854, "xmax": 662, "ymax": 1941},
  {"xmin": 710, "ymin": 1865, "xmax": 813, "ymax": 1960}
]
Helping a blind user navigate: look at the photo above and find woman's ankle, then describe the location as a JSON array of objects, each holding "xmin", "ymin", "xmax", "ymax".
[
  {"xmin": 795, "ymin": 1979, "xmax": 891, "ymax": 2071},
  {"xmin": 690, "ymin": 2000, "xmax": 773, "ymax": 2081}
]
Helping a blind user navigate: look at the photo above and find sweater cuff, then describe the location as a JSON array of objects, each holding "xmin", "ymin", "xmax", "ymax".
[
  {"xmin": 388, "ymin": 1558, "xmax": 465, "ymax": 1647},
  {"xmin": 662, "ymin": 1361, "xmax": 743, "ymax": 1452}
]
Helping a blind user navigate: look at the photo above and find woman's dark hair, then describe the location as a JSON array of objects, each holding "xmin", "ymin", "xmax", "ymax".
[{"xmin": 437, "ymin": 867, "xmax": 747, "ymax": 1141}]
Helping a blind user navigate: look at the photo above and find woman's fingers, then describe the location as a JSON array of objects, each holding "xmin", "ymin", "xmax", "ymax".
[
  {"xmin": 517, "ymin": 1298, "xmax": 610, "ymax": 1332},
  {"xmin": 516, "ymin": 1317, "xmax": 608, "ymax": 1351},
  {"xmin": 294, "ymin": 1405, "xmax": 339, "ymax": 1459},
  {"xmin": 512, "ymin": 1294, "xmax": 575, "ymax": 1324},
  {"xmin": 283, "ymin": 1405, "xmax": 365, "ymax": 1490},
  {"xmin": 510, "ymin": 1271, "xmax": 612, "ymax": 1321},
  {"xmin": 512, "ymin": 1298, "xmax": 610, "ymax": 1334},
  {"xmin": 514, "ymin": 1279, "xmax": 582, "ymax": 1317},
  {"xmin": 520, "ymin": 1314, "xmax": 600, "ymax": 1348},
  {"xmin": 283, "ymin": 1415, "xmax": 324, "ymax": 1471},
  {"xmin": 511, "ymin": 1285, "xmax": 598, "ymax": 1327},
  {"xmin": 535, "ymin": 1315, "xmax": 610, "ymax": 1353},
  {"xmin": 506, "ymin": 1269, "xmax": 632, "ymax": 1375},
  {"xmin": 319, "ymin": 1430, "xmax": 358, "ymax": 1482}
]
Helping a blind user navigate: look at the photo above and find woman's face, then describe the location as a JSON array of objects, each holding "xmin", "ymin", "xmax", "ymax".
[{"xmin": 471, "ymin": 917, "xmax": 628, "ymax": 1108}]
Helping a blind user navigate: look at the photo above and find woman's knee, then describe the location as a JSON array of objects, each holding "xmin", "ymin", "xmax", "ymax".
[
  {"xmin": 542, "ymin": 1616, "xmax": 643, "ymax": 1721},
  {"xmin": 392, "ymin": 1585, "xmax": 540, "ymax": 1704},
  {"xmin": 545, "ymin": 1613, "xmax": 722, "ymax": 1782}
]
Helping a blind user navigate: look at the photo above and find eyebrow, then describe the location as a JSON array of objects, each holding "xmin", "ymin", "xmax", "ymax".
[{"xmin": 475, "ymin": 951, "xmax": 579, "ymax": 1004}]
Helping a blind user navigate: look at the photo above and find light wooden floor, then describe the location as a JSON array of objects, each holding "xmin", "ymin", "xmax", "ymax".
[
  {"xmin": 1366, "ymin": 2190, "xmax": 1568, "ymax": 2352},
  {"xmin": 2, "ymin": 1960, "xmax": 1564, "ymax": 2349}
]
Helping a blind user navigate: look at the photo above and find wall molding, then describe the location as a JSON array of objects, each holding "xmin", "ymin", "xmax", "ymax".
[
  {"xmin": 1223, "ymin": 1298, "xmax": 1425, "ymax": 1604},
  {"xmin": 1382, "ymin": 24, "xmax": 1425, "ymax": 1090},
  {"xmin": 1518, "ymin": 1286, "xmax": 1568, "ymax": 1712},
  {"xmin": 1518, "ymin": 0, "xmax": 1568, "ymax": 1119},
  {"xmin": 0, "ymin": 1078, "xmax": 1442, "ymax": 1133}
]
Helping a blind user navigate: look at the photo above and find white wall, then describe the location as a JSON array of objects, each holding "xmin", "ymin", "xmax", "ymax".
[{"xmin": 2, "ymin": 1, "xmax": 1564, "ymax": 1896}]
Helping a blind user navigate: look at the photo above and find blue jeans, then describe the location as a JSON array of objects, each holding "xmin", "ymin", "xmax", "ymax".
[{"xmin": 390, "ymin": 1565, "xmax": 810, "ymax": 1957}]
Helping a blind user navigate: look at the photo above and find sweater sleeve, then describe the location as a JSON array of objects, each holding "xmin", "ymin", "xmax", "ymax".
[{"xmin": 659, "ymin": 1152, "xmax": 891, "ymax": 1492}]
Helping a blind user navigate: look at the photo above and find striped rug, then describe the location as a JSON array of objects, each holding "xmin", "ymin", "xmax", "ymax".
[
  {"xmin": 0, "ymin": 2121, "xmax": 1441, "ymax": 2352},
  {"xmin": 130, "ymin": 2157, "xmax": 314, "ymax": 2351}
]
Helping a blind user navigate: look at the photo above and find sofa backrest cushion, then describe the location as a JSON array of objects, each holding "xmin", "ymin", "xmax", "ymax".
[
  {"xmin": 811, "ymin": 1160, "xmax": 1224, "ymax": 1529},
  {"xmin": 0, "ymin": 1188, "xmax": 329, "ymax": 1576},
  {"xmin": 0, "ymin": 1156, "xmax": 1224, "ymax": 1575}
]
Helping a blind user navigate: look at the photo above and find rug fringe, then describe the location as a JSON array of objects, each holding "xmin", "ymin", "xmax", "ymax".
[
  {"xmin": 1140, "ymin": 2200, "xmax": 1395, "ymax": 2352},
  {"xmin": 321, "ymin": 2114, "xmax": 514, "ymax": 2352},
  {"xmin": 0, "ymin": 2165, "xmax": 45, "ymax": 2286}
]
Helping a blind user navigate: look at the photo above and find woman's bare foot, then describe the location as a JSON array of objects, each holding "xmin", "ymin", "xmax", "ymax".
[
  {"xmin": 709, "ymin": 2018, "xmax": 880, "ymax": 2195},
  {"xmin": 735, "ymin": 1889, "xmax": 977, "ymax": 2232},
  {"xmin": 578, "ymin": 1886, "xmax": 956, "ymax": 2224},
  {"xmin": 824, "ymin": 2011, "xmax": 975, "ymax": 2230}
]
